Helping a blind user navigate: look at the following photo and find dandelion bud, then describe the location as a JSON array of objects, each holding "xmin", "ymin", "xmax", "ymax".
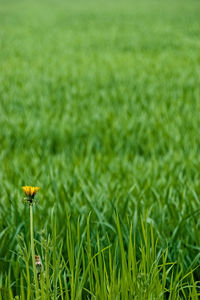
[{"xmin": 35, "ymin": 255, "xmax": 42, "ymax": 280}]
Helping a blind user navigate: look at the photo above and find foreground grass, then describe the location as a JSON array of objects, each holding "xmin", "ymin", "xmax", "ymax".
[
  {"xmin": 1, "ymin": 213, "xmax": 200, "ymax": 299},
  {"xmin": 0, "ymin": 0, "xmax": 200, "ymax": 298}
]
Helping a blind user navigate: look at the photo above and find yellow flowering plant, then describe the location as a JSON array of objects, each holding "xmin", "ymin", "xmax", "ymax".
[{"xmin": 22, "ymin": 185, "xmax": 40, "ymax": 297}]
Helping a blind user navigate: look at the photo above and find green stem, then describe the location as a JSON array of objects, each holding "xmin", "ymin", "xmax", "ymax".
[{"xmin": 30, "ymin": 204, "xmax": 39, "ymax": 298}]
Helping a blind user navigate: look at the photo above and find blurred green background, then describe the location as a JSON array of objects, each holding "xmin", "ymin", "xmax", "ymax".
[{"xmin": 0, "ymin": 0, "xmax": 200, "ymax": 291}]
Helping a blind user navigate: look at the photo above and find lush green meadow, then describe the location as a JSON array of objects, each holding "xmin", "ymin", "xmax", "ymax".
[{"xmin": 0, "ymin": 0, "xmax": 200, "ymax": 298}]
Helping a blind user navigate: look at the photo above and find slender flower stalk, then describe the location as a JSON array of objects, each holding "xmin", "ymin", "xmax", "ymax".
[
  {"xmin": 30, "ymin": 204, "xmax": 39, "ymax": 294},
  {"xmin": 22, "ymin": 186, "xmax": 40, "ymax": 298}
]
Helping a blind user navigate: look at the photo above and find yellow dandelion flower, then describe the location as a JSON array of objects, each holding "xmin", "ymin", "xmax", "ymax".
[{"xmin": 22, "ymin": 186, "xmax": 40, "ymax": 198}]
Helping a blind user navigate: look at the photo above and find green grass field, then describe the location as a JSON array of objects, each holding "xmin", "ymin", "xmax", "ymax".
[{"xmin": 0, "ymin": 0, "xmax": 200, "ymax": 298}]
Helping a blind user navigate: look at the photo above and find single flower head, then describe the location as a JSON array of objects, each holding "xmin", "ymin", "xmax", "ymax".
[{"xmin": 22, "ymin": 186, "xmax": 40, "ymax": 204}]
